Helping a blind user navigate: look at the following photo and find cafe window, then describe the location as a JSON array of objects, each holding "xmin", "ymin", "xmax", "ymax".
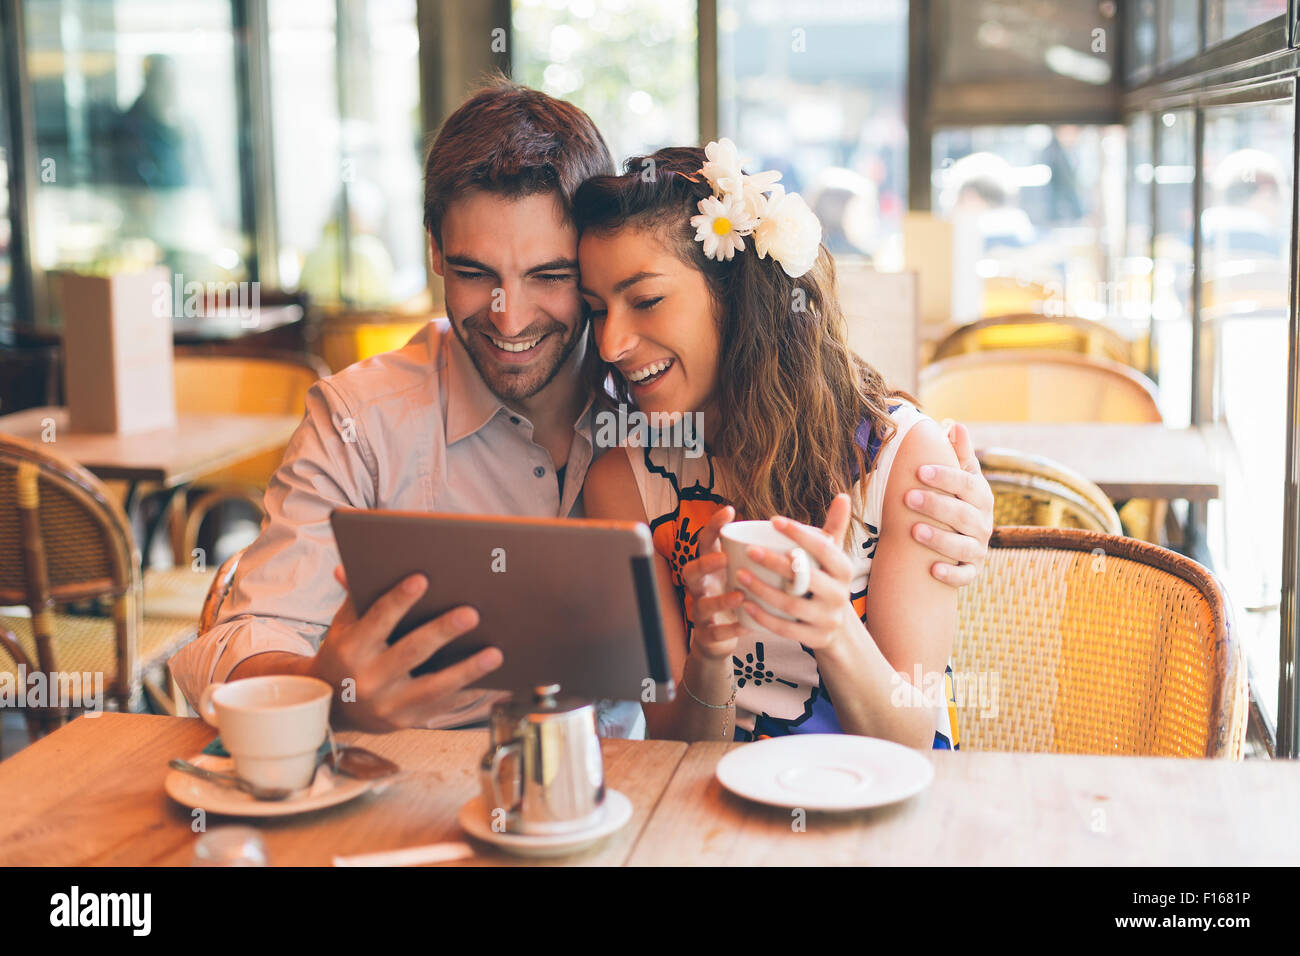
[
  {"xmin": 23, "ymin": 0, "xmax": 251, "ymax": 296},
  {"xmin": 1198, "ymin": 99, "xmax": 1294, "ymax": 727},
  {"xmin": 717, "ymin": 0, "xmax": 908, "ymax": 264},
  {"xmin": 1120, "ymin": 112, "xmax": 1154, "ymax": 371},
  {"xmin": 0, "ymin": 36, "xmax": 12, "ymax": 326},
  {"xmin": 930, "ymin": 123, "xmax": 1126, "ymax": 322},
  {"xmin": 1205, "ymin": 0, "xmax": 1288, "ymax": 47},
  {"xmin": 1161, "ymin": 0, "xmax": 1200, "ymax": 67},
  {"xmin": 1151, "ymin": 109, "xmax": 1195, "ymax": 429},
  {"xmin": 268, "ymin": 0, "xmax": 426, "ymax": 308},
  {"xmin": 510, "ymin": 0, "xmax": 699, "ymax": 165},
  {"xmin": 1128, "ymin": 0, "xmax": 1157, "ymax": 79}
]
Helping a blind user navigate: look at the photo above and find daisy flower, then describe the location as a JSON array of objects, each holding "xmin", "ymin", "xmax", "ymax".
[{"xmin": 691, "ymin": 191, "xmax": 754, "ymax": 262}]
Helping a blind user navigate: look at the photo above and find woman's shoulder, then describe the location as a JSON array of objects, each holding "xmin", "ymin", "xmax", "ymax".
[
  {"xmin": 854, "ymin": 400, "xmax": 954, "ymax": 512},
  {"xmin": 854, "ymin": 399, "xmax": 929, "ymax": 469},
  {"xmin": 881, "ymin": 415, "xmax": 959, "ymax": 503}
]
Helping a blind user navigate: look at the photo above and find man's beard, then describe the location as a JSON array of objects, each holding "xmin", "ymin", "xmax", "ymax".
[{"xmin": 453, "ymin": 310, "xmax": 584, "ymax": 403}]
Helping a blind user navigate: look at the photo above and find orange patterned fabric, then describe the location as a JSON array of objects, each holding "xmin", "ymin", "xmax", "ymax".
[{"xmin": 627, "ymin": 401, "xmax": 959, "ymax": 748}]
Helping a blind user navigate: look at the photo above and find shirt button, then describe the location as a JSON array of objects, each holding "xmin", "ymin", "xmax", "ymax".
[
  {"xmin": 510, "ymin": 416, "xmax": 521, "ymax": 425},
  {"xmin": 533, "ymin": 466, "xmax": 546, "ymax": 478}
]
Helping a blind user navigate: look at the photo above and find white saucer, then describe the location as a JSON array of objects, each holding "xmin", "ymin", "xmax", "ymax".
[
  {"xmin": 715, "ymin": 734, "xmax": 934, "ymax": 811},
  {"xmin": 457, "ymin": 790, "xmax": 633, "ymax": 858},
  {"xmin": 164, "ymin": 752, "xmax": 377, "ymax": 818}
]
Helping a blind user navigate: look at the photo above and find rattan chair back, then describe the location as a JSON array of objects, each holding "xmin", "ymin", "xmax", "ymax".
[
  {"xmin": 0, "ymin": 434, "xmax": 139, "ymax": 708},
  {"xmin": 978, "ymin": 448, "xmax": 1123, "ymax": 534},
  {"xmin": 934, "ymin": 313, "xmax": 1134, "ymax": 367},
  {"xmin": 954, "ymin": 527, "xmax": 1246, "ymax": 758}
]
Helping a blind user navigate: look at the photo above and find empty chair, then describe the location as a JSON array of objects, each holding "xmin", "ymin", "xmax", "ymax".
[
  {"xmin": 166, "ymin": 347, "xmax": 329, "ymax": 560},
  {"xmin": 979, "ymin": 276, "xmax": 1053, "ymax": 318},
  {"xmin": 920, "ymin": 350, "xmax": 1165, "ymax": 541},
  {"xmin": 933, "ymin": 313, "xmax": 1135, "ymax": 367},
  {"xmin": 953, "ymin": 527, "xmax": 1247, "ymax": 758},
  {"xmin": 0, "ymin": 435, "xmax": 200, "ymax": 742},
  {"xmin": 919, "ymin": 349, "xmax": 1162, "ymax": 424},
  {"xmin": 978, "ymin": 448, "xmax": 1123, "ymax": 535}
]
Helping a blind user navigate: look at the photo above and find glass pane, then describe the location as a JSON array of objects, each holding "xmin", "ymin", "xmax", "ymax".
[
  {"xmin": 931, "ymin": 124, "xmax": 1126, "ymax": 324},
  {"xmin": 511, "ymin": 0, "xmax": 698, "ymax": 165},
  {"xmin": 1152, "ymin": 109, "xmax": 1195, "ymax": 428},
  {"xmin": 1129, "ymin": 0, "xmax": 1156, "ymax": 78},
  {"xmin": 271, "ymin": 0, "xmax": 425, "ymax": 307},
  {"xmin": 1205, "ymin": 0, "xmax": 1287, "ymax": 46},
  {"xmin": 1198, "ymin": 100, "xmax": 1294, "ymax": 726},
  {"xmin": 936, "ymin": 0, "xmax": 1116, "ymax": 87},
  {"xmin": 0, "ymin": 30, "xmax": 12, "ymax": 326},
  {"xmin": 1120, "ymin": 113, "xmax": 1153, "ymax": 378},
  {"xmin": 24, "ymin": 0, "xmax": 250, "ymax": 290},
  {"xmin": 1161, "ymin": 0, "xmax": 1199, "ymax": 66},
  {"xmin": 718, "ymin": 0, "xmax": 907, "ymax": 264}
]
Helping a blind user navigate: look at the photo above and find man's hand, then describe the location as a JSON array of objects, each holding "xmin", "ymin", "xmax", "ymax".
[
  {"xmin": 310, "ymin": 567, "xmax": 503, "ymax": 731},
  {"xmin": 907, "ymin": 421, "xmax": 994, "ymax": 588}
]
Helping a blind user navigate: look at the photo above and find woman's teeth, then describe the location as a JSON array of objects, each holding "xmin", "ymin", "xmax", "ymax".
[
  {"xmin": 627, "ymin": 358, "xmax": 673, "ymax": 384},
  {"xmin": 488, "ymin": 333, "xmax": 544, "ymax": 353}
]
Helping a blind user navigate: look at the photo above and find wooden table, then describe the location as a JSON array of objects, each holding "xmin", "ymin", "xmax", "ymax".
[
  {"xmin": 966, "ymin": 422, "xmax": 1226, "ymax": 502},
  {"xmin": 0, "ymin": 406, "xmax": 301, "ymax": 487},
  {"xmin": 3, "ymin": 713, "xmax": 1299, "ymax": 866}
]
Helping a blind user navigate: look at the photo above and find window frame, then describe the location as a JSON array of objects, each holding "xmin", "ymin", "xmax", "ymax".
[{"xmin": 1123, "ymin": 4, "xmax": 1299, "ymax": 757}]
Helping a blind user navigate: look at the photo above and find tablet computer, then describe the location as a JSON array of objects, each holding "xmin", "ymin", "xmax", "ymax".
[{"xmin": 329, "ymin": 509, "xmax": 674, "ymax": 702}]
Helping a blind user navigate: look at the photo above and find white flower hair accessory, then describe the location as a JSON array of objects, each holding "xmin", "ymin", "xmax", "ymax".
[{"xmin": 687, "ymin": 138, "xmax": 822, "ymax": 278}]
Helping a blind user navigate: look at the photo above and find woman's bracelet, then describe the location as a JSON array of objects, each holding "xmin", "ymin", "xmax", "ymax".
[
  {"xmin": 680, "ymin": 676, "xmax": 737, "ymax": 709},
  {"xmin": 681, "ymin": 675, "xmax": 738, "ymax": 740}
]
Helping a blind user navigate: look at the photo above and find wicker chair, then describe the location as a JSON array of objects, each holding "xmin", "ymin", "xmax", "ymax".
[
  {"xmin": 933, "ymin": 313, "xmax": 1135, "ymax": 367},
  {"xmin": 919, "ymin": 350, "xmax": 1166, "ymax": 542},
  {"xmin": 165, "ymin": 347, "xmax": 328, "ymax": 562},
  {"xmin": 0, "ymin": 435, "xmax": 200, "ymax": 741},
  {"xmin": 953, "ymin": 527, "xmax": 1247, "ymax": 758},
  {"xmin": 978, "ymin": 448, "xmax": 1123, "ymax": 535},
  {"xmin": 979, "ymin": 276, "xmax": 1054, "ymax": 318}
]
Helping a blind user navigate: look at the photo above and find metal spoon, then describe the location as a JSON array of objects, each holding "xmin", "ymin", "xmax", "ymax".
[
  {"xmin": 326, "ymin": 745, "xmax": 401, "ymax": 780},
  {"xmin": 169, "ymin": 759, "xmax": 296, "ymax": 801}
]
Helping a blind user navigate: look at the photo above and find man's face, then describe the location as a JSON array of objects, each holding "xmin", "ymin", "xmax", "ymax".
[{"xmin": 430, "ymin": 190, "xmax": 585, "ymax": 404}]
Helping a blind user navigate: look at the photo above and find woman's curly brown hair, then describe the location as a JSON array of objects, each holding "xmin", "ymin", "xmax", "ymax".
[{"xmin": 573, "ymin": 147, "xmax": 908, "ymax": 535}]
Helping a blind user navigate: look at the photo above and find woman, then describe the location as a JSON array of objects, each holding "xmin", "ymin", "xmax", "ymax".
[{"xmin": 576, "ymin": 142, "xmax": 960, "ymax": 749}]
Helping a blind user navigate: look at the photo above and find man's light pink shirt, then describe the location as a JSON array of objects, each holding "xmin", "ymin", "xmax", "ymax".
[{"xmin": 168, "ymin": 319, "xmax": 598, "ymax": 728}]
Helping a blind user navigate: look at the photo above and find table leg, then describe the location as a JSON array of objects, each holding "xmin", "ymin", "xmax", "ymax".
[
  {"xmin": 139, "ymin": 484, "xmax": 189, "ymax": 571},
  {"xmin": 1185, "ymin": 500, "xmax": 1212, "ymax": 567}
]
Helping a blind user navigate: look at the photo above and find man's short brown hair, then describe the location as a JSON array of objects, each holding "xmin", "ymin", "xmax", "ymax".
[{"xmin": 422, "ymin": 78, "xmax": 614, "ymax": 243}]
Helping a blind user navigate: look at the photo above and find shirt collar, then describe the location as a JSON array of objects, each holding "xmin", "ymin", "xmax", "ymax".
[{"xmin": 444, "ymin": 325, "xmax": 507, "ymax": 445}]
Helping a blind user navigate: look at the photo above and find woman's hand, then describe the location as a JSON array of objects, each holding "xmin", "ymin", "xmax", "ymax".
[
  {"xmin": 735, "ymin": 493, "xmax": 858, "ymax": 654},
  {"xmin": 677, "ymin": 505, "xmax": 750, "ymax": 661}
]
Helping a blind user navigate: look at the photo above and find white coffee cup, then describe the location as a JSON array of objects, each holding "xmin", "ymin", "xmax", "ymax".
[
  {"xmin": 198, "ymin": 676, "xmax": 332, "ymax": 791},
  {"xmin": 719, "ymin": 520, "xmax": 821, "ymax": 631}
]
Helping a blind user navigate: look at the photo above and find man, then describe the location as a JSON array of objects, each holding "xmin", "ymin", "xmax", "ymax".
[{"xmin": 169, "ymin": 80, "xmax": 994, "ymax": 734}]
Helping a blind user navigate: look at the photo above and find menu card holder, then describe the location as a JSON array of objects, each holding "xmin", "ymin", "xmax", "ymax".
[{"xmin": 59, "ymin": 268, "xmax": 176, "ymax": 435}]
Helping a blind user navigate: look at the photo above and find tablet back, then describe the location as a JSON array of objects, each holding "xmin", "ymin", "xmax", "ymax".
[{"xmin": 330, "ymin": 509, "xmax": 672, "ymax": 702}]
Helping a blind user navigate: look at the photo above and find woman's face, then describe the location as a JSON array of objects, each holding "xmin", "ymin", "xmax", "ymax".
[{"xmin": 578, "ymin": 225, "xmax": 721, "ymax": 417}]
